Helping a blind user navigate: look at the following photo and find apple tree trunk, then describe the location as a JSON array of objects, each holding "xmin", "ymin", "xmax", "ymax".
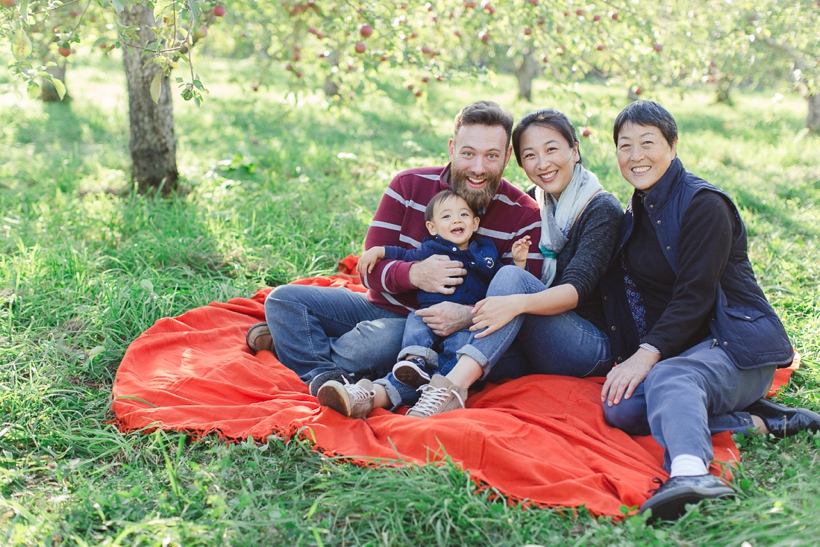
[
  {"xmin": 715, "ymin": 78, "xmax": 732, "ymax": 105},
  {"xmin": 41, "ymin": 64, "xmax": 69, "ymax": 102},
  {"xmin": 807, "ymin": 93, "xmax": 820, "ymax": 134},
  {"xmin": 514, "ymin": 50, "xmax": 538, "ymax": 102},
  {"xmin": 120, "ymin": 4, "xmax": 178, "ymax": 196}
]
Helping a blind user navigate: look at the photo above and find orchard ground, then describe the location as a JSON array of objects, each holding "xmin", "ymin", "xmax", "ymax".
[{"xmin": 1, "ymin": 54, "xmax": 819, "ymax": 546}]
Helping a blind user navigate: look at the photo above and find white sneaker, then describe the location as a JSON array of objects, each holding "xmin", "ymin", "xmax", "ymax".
[
  {"xmin": 317, "ymin": 378, "xmax": 375, "ymax": 419},
  {"xmin": 406, "ymin": 374, "xmax": 467, "ymax": 418}
]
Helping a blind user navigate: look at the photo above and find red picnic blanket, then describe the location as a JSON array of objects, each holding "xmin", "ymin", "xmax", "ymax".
[{"xmin": 111, "ymin": 255, "xmax": 797, "ymax": 518}]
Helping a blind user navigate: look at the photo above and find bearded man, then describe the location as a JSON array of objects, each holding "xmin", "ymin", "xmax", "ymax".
[{"xmin": 247, "ymin": 101, "xmax": 543, "ymax": 395}]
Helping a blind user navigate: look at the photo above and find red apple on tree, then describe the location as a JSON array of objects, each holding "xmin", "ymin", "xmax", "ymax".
[
  {"xmin": 479, "ymin": 31, "xmax": 489, "ymax": 42},
  {"xmin": 213, "ymin": 5, "xmax": 226, "ymax": 17},
  {"xmin": 524, "ymin": 27, "xmax": 532, "ymax": 36},
  {"xmin": 582, "ymin": 129, "xmax": 591, "ymax": 137},
  {"xmin": 596, "ymin": 44, "xmax": 604, "ymax": 51},
  {"xmin": 355, "ymin": 42, "xmax": 366, "ymax": 53},
  {"xmin": 575, "ymin": 9, "xmax": 583, "ymax": 16},
  {"xmin": 611, "ymin": 12, "xmax": 618, "ymax": 20},
  {"xmin": 529, "ymin": 0, "xmax": 538, "ymax": 5},
  {"xmin": 635, "ymin": 86, "xmax": 643, "ymax": 95},
  {"xmin": 58, "ymin": 46, "xmax": 71, "ymax": 57},
  {"xmin": 653, "ymin": 43, "xmax": 663, "ymax": 52},
  {"xmin": 0, "ymin": 0, "xmax": 16, "ymax": 7},
  {"xmin": 360, "ymin": 24, "xmax": 373, "ymax": 38},
  {"xmin": 593, "ymin": 14, "xmax": 601, "ymax": 22},
  {"xmin": 464, "ymin": 0, "xmax": 476, "ymax": 8}
]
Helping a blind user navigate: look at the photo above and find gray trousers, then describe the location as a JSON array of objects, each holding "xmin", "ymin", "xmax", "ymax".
[{"xmin": 603, "ymin": 339, "xmax": 776, "ymax": 470}]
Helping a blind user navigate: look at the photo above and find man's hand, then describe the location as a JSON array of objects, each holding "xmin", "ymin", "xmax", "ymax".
[
  {"xmin": 408, "ymin": 255, "xmax": 466, "ymax": 294},
  {"xmin": 415, "ymin": 302, "xmax": 473, "ymax": 337},
  {"xmin": 600, "ymin": 348, "xmax": 662, "ymax": 407}
]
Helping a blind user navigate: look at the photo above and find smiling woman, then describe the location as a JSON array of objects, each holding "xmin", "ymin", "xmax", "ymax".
[
  {"xmin": 598, "ymin": 100, "xmax": 817, "ymax": 522},
  {"xmin": 402, "ymin": 108, "xmax": 624, "ymax": 418}
]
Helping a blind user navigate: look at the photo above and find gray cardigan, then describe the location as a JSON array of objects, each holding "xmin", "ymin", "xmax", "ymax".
[{"xmin": 528, "ymin": 189, "xmax": 623, "ymax": 331}]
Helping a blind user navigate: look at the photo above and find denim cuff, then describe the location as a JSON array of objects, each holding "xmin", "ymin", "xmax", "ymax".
[
  {"xmin": 398, "ymin": 345, "xmax": 439, "ymax": 368},
  {"xmin": 456, "ymin": 344, "xmax": 491, "ymax": 380},
  {"xmin": 373, "ymin": 378, "xmax": 403, "ymax": 411}
]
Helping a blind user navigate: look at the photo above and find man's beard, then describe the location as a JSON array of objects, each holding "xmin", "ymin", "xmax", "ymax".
[{"xmin": 450, "ymin": 166, "xmax": 502, "ymax": 212}]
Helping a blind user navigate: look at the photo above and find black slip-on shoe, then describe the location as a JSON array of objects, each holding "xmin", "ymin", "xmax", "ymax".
[
  {"xmin": 744, "ymin": 398, "xmax": 820, "ymax": 438},
  {"xmin": 640, "ymin": 474, "xmax": 735, "ymax": 522}
]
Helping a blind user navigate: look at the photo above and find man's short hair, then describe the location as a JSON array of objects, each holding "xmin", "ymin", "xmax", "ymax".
[
  {"xmin": 424, "ymin": 190, "xmax": 475, "ymax": 222},
  {"xmin": 453, "ymin": 101, "xmax": 514, "ymax": 145}
]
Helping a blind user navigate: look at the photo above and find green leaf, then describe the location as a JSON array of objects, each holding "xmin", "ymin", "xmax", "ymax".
[
  {"xmin": 51, "ymin": 77, "xmax": 66, "ymax": 101},
  {"xmin": 20, "ymin": 0, "xmax": 28, "ymax": 23},
  {"xmin": 150, "ymin": 74, "xmax": 162, "ymax": 103},
  {"xmin": 25, "ymin": 81, "xmax": 39, "ymax": 100},
  {"xmin": 189, "ymin": 0, "xmax": 201, "ymax": 22},
  {"xmin": 111, "ymin": 0, "xmax": 125, "ymax": 14}
]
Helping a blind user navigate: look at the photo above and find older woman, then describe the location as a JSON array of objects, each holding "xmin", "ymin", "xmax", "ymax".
[
  {"xmin": 401, "ymin": 109, "xmax": 623, "ymax": 418},
  {"xmin": 599, "ymin": 100, "xmax": 819, "ymax": 521}
]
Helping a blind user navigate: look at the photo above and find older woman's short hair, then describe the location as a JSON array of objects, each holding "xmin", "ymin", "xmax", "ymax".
[{"xmin": 613, "ymin": 100, "xmax": 678, "ymax": 147}]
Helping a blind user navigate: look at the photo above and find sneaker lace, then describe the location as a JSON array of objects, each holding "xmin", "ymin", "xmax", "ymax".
[
  {"xmin": 648, "ymin": 476, "xmax": 665, "ymax": 495},
  {"xmin": 342, "ymin": 378, "xmax": 374, "ymax": 403},
  {"xmin": 411, "ymin": 384, "xmax": 465, "ymax": 417}
]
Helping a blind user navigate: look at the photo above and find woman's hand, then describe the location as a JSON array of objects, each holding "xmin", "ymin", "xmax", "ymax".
[
  {"xmin": 470, "ymin": 294, "xmax": 526, "ymax": 338},
  {"xmin": 601, "ymin": 348, "xmax": 662, "ymax": 407}
]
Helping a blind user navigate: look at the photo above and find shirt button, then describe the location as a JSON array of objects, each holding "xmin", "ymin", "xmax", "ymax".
[
  {"xmin": 723, "ymin": 341, "xmax": 729, "ymax": 346},
  {"xmin": 666, "ymin": 246, "xmax": 671, "ymax": 251},
  {"xmin": 603, "ymin": 295, "xmax": 608, "ymax": 300},
  {"xmin": 611, "ymin": 326, "xmax": 617, "ymax": 331},
  {"xmin": 649, "ymin": 204, "xmax": 654, "ymax": 208},
  {"xmin": 656, "ymin": 220, "xmax": 661, "ymax": 224}
]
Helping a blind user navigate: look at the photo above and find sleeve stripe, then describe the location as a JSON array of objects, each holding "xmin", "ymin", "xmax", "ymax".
[
  {"xmin": 398, "ymin": 234, "xmax": 422, "ymax": 248},
  {"xmin": 502, "ymin": 252, "xmax": 543, "ymax": 260},
  {"xmin": 492, "ymin": 194, "xmax": 522, "ymax": 207},
  {"xmin": 477, "ymin": 220, "xmax": 540, "ymax": 241},
  {"xmin": 380, "ymin": 260, "xmax": 398, "ymax": 294},
  {"xmin": 381, "ymin": 292, "xmax": 417, "ymax": 312},
  {"xmin": 384, "ymin": 187, "xmax": 427, "ymax": 213},
  {"xmin": 370, "ymin": 220, "xmax": 402, "ymax": 232},
  {"xmin": 514, "ymin": 220, "xmax": 541, "ymax": 237}
]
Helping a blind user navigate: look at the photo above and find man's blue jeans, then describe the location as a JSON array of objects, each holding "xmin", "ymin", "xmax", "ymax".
[
  {"xmin": 457, "ymin": 266, "xmax": 614, "ymax": 379},
  {"xmin": 265, "ymin": 284, "xmax": 405, "ymax": 383}
]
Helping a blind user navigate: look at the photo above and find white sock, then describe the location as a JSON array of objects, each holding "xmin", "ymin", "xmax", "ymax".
[{"xmin": 669, "ymin": 454, "xmax": 708, "ymax": 477}]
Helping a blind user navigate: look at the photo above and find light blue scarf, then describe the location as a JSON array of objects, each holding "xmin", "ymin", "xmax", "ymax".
[{"xmin": 535, "ymin": 163, "xmax": 603, "ymax": 286}]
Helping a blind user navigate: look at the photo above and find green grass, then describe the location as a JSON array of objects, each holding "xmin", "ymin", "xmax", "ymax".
[{"xmin": 1, "ymin": 54, "xmax": 819, "ymax": 545}]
